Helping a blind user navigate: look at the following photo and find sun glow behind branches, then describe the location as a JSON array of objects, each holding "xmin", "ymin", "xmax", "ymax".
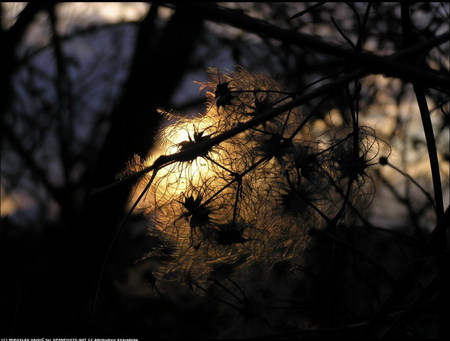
[
  {"xmin": 126, "ymin": 68, "xmax": 317, "ymax": 280},
  {"xmin": 127, "ymin": 67, "xmax": 393, "ymax": 285},
  {"xmin": 154, "ymin": 113, "xmax": 222, "ymax": 197}
]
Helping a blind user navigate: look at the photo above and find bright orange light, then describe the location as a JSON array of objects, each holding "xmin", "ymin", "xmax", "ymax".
[
  {"xmin": 129, "ymin": 114, "xmax": 223, "ymax": 213},
  {"xmin": 161, "ymin": 116, "xmax": 220, "ymax": 190}
]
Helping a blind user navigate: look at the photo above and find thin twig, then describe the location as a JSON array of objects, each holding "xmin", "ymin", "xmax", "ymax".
[
  {"xmin": 399, "ymin": 2, "xmax": 445, "ymax": 234},
  {"xmin": 91, "ymin": 167, "xmax": 159, "ymax": 315},
  {"xmin": 413, "ymin": 85, "xmax": 445, "ymax": 221},
  {"xmin": 92, "ymin": 68, "xmax": 369, "ymax": 197},
  {"xmin": 287, "ymin": 2, "xmax": 327, "ymax": 21},
  {"xmin": 383, "ymin": 160, "xmax": 436, "ymax": 209},
  {"xmin": 167, "ymin": 2, "xmax": 450, "ymax": 91}
]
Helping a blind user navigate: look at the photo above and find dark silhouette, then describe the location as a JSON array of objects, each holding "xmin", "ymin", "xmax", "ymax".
[{"xmin": 1, "ymin": 2, "xmax": 448, "ymax": 338}]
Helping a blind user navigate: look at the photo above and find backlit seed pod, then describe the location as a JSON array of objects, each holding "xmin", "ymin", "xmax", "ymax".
[{"xmin": 128, "ymin": 67, "xmax": 388, "ymax": 287}]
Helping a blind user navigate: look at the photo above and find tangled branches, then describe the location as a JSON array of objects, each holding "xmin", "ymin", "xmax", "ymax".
[{"xmin": 125, "ymin": 67, "xmax": 389, "ymax": 289}]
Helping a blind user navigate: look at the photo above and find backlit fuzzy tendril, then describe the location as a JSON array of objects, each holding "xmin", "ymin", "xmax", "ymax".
[{"xmin": 128, "ymin": 66, "xmax": 388, "ymax": 286}]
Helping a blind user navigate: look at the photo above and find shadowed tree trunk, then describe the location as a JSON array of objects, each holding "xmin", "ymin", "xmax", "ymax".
[
  {"xmin": 0, "ymin": 3, "xmax": 54, "ymax": 120},
  {"xmin": 32, "ymin": 4, "xmax": 204, "ymax": 329},
  {"xmin": 83, "ymin": 2, "xmax": 203, "ymax": 311}
]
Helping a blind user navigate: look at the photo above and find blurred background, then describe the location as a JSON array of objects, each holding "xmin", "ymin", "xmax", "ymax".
[{"xmin": 1, "ymin": 2, "xmax": 448, "ymax": 338}]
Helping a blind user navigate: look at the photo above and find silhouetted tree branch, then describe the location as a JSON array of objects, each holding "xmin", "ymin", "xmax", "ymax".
[{"xmin": 167, "ymin": 2, "xmax": 450, "ymax": 91}]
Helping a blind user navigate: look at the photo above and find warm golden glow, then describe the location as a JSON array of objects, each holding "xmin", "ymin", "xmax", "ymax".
[
  {"xmin": 0, "ymin": 187, "xmax": 34, "ymax": 217},
  {"xmin": 126, "ymin": 67, "xmax": 417, "ymax": 286},
  {"xmin": 0, "ymin": 193, "xmax": 18, "ymax": 217},
  {"xmin": 156, "ymin": 115, "xmax": 222, "ymax": 197}
]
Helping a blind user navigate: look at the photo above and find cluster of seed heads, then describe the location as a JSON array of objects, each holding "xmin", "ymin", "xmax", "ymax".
[{"xmin": 133, "ymin": 67, "xmax": 388, "ymax": 288}]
